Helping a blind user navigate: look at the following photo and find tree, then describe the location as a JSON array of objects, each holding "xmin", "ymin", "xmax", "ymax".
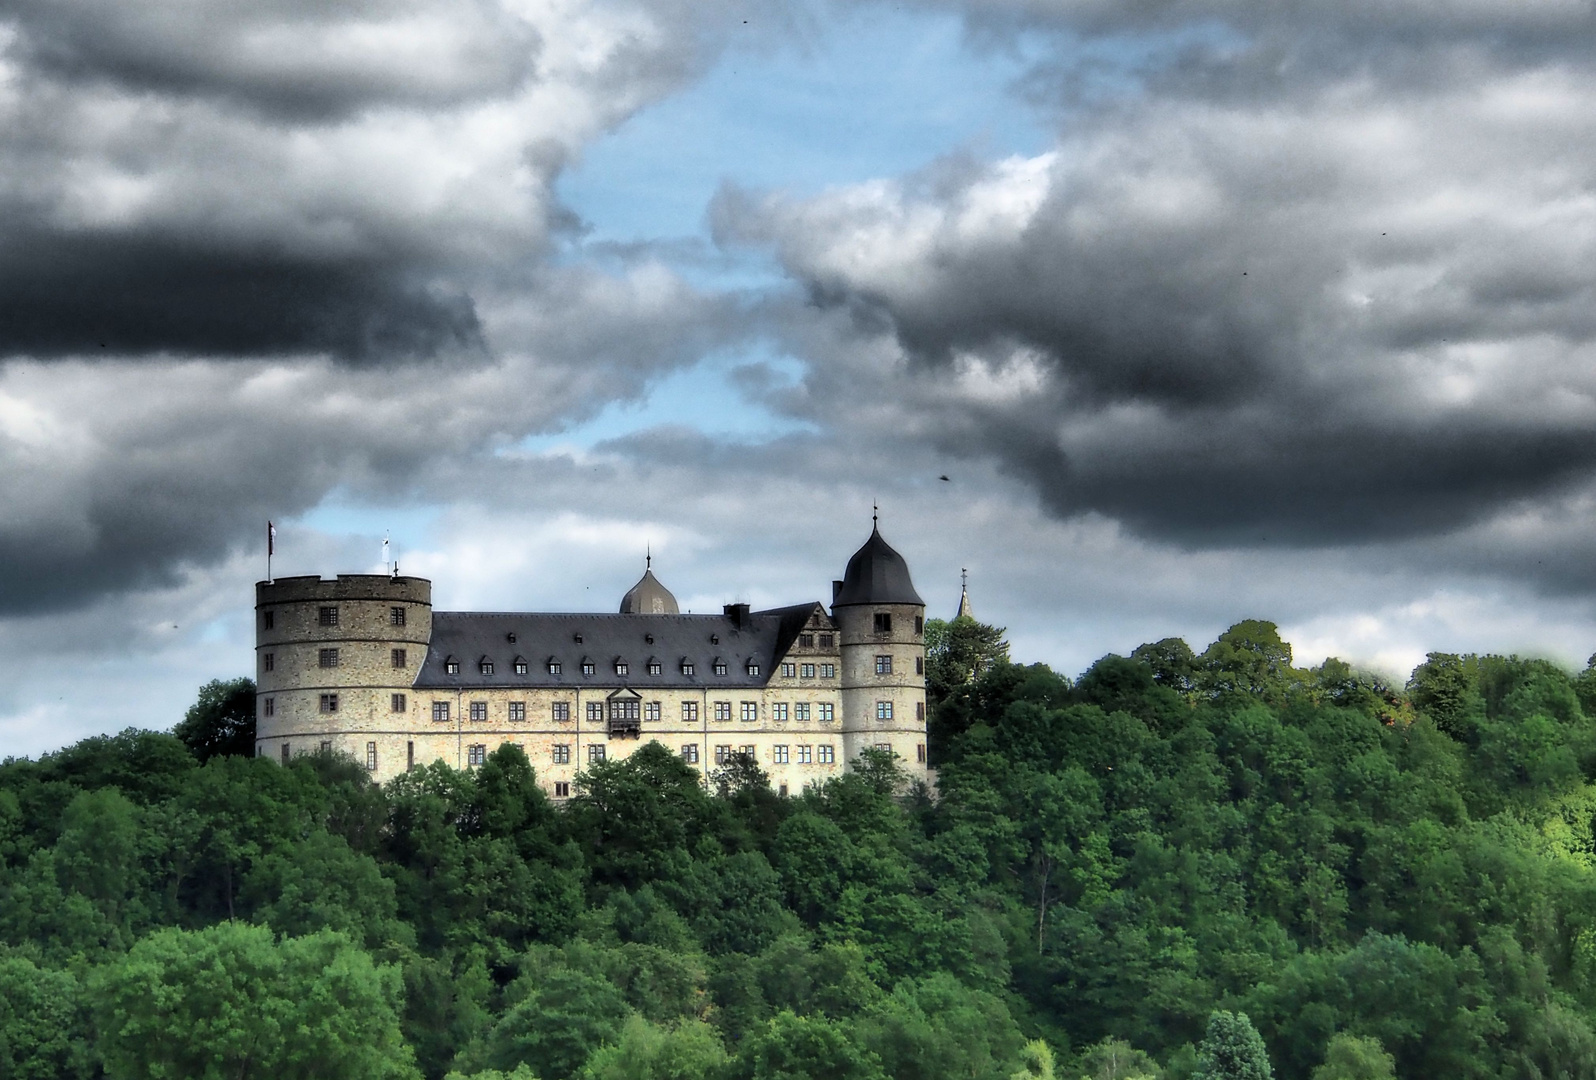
[
  {"xmin": 1310, "ymin": 1034, "xmax": 1394, "ymax": 1080},
  {"xmin": 730, "ymin": 1010, "xmax": 887, "ymax": 1080},
  {"xmin": 92, "ymin": 922, "xmax": 418, "ymax": 1080},
  {"xmin": 0, "ymin": 955, "xmax": 93, "ymax": 1079},
  {"xmin": 173, "ymin": 677, "xmax": 258, "ymax": 762},
  {"xmin": 580, "ymin": 1015, "xmax": 729, "ymax": 1080},
  {"xmin": 460, "ymin": 968, "xmax": 633, "ymax": 1080},
  {"xmin": 1012, "ymin": 1041, "xmax": 1057, "ymax": 1080},
  {"xmin": 1191, "ymin": 1012, "xmax": 1272, "ymax": 1080},
  {"xmin": 925, "ymin": 617, "xmax": 1011, "ymax": 706},
  {"xmin": 1199, "ymin": 622, "xmax": 1301, "ymax": 704},
  {"xmin": 1076, "ymin": 1039, "xmax": 1163, "ymax": 1080}
]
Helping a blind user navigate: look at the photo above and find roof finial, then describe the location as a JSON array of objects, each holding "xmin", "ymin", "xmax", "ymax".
[
  {"xmin": 957, "ymin": 568, "xmax": 974, "ymax": 620},
  {"xmin": 646, "ymin": 543, "xmax": 651, "ymax": 571},
  {"xmin": 872, "ymin": 501, "xmax": 878, "ymax": 527}
]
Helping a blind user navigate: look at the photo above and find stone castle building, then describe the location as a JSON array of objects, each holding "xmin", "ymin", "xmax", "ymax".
[{"xmin": 254, "ymin": 524, "xmax": 929, "ymax": 794}]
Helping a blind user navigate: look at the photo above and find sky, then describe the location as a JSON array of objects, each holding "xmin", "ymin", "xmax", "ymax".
[{"xmin": 5, "ymin": 0, "xmax": 1596, "ymax": 756}]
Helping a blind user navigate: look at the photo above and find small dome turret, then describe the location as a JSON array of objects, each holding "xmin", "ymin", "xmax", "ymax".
[
  {"xmin": 835, "ymin": 524, "xmax": 923, "ymax": 607},
  {"xmin": 620, "ymin": 555, "xmax": 679, "ymax": 615}
]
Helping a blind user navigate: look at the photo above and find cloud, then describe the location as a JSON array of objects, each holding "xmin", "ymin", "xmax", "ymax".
[{"xmin": 713, "ymin": 35, "xmax": 1596, "ymax": 550}]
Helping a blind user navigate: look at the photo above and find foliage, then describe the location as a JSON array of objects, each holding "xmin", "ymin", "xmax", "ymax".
[
  {"xmin": 173, "ymin": 677, "xmax": 258, "ymax": 761},
  {"xmin": 11, "ymin": 633, "xmax": 1596, "ymax": 1079}
]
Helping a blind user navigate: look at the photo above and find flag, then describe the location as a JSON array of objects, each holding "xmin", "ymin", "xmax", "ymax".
[{"xmin": 268, "ymin": 521, "xmax": 275, "ymax": 557}]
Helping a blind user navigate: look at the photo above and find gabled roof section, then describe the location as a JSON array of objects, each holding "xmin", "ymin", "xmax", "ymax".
[{"xmin": 414, "ymin": 611, "xmax": 823, "ymax": 690}]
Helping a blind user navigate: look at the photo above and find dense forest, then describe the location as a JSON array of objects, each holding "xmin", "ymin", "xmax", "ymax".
[{"xmin": 6, "ymin": 616, "xmax": 1596, "ymax": 1080}]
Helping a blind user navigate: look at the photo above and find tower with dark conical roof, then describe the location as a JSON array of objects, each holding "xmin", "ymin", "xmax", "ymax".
[{"xmin": 831, "ymin": 511, "xmax": 928, "ymax": 778}]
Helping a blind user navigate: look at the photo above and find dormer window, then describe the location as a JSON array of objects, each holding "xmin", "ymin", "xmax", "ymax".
[
  {"xmin": 548, "ymin": 658, "xmax": 562, "ymax": 675},
  {"xmin": 710, "ymin": 634, "xmax": 720, "ymax": 645},
  {"xmin": 645, "ymin": 633, "xmax": 655, "ymax": 645},
  {"xmin": 747, "ymin": 662, "xmax": 761, "ymax": 677},
  {"xmin": 479, "ymin": 658, "xmax": 494, "ymax": 676},
  {"xmin": 615, "ymin": 659, "xmax": 629, "ymax": 676},
  {"xmin": 581, "ymin": 658, "xmax": 595, "ymax": 676},
  {"xmin": 574, "ymin": 633, "xmax": 584, "ymax": 644},
  {"xmin": 445, "ymin": 656, "xmax": 460, "ymax": 675},
  {"xmin": 508, "ymin": 632, "xmax": 518, "ymax": 643},
  {"xmin": 713, "ymin": 658, "xmax": 727, "ymax": 676},
  {"xmin": 680, "ymin": 659, "xmax": 695, "ymax": 676},
  {"xmin": 514, "ymin": 656, "xmax": 528, "ymax": 675},
  {"xmin": 648, "ymin": 658, "xmax": 662, "ymax": 676}
]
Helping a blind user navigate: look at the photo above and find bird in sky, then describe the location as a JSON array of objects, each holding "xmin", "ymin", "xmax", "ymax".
[{"xmin": 939, "ymin": 475, "xmax": 951, "ymax": 482}]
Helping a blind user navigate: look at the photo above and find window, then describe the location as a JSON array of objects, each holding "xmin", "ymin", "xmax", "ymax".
[
  {"xmin": 715, "ymin": 745, "xmax": 733, "ymax": 764},
  {"xmin": 797, "ymin": 745, "xmax": 812, "ymax": 763},
  {"xmin": 820, "ymin": 663, "xmax": 836, "ymax": 678},
  {"xmin": 432, "ymin": 701, "xmax": 450, "ymax": 723},
  {"xmin": 318, "ymin": 648, "xmax": 339, "ymax": 668},
  {"xmin": 321, "ymin": 740, "xmax": 332, "ymax": 754},
  {"xmin": 818, "ymin": 744, "xmax": 835, "ymax": 764},
  {"xmin": 263, "ymin": 610, "xmax": 275, "ymax": 630},
  {"xmin": 739, "ymin": 744, "xmax": 756, "ymax": 758},
  {"xmin": 468, "ymin": 744, "xmax": 487, "ymax": 767},
  {"xmin": 549, "ymin": 660, "xmax": 563, "ymax": 675},
  {"xmin": 319, "ymin": 606, "xmax": 339, "ymax": 626},
  {"xmin": 588, "ymin": 744, "xmax": 606, "ymax": 763},
  {"xmin": 877, "ymin": 701, "xmax": 894, "ymax": 720},
  {"xmin": 616, "ymin": 661, "xmax": 629, "ymax": 676},
  {"xmin": 915, "ymin": 615, "xmax": 924, "ymax": 634},
  {"xmin": 445, "ymin": 657, "xmax": 460, "ymax": 675},
  {"xmin": 875, "ymin": 654, "xmax": 893, "ymax": 675},
  {"xmin": 554, "ymin": 781, "xmax": 571, "ymax": 797},
  {"xmin": 470, "ymin": 701, "xmax": 487, "ymax": 722},
  {"xmin": 773, "ymin": 745, "xmax": 790, "ymax": 764},
  {"xmin": 714, "ymin": 701, "xmax": 732, "ymax": 721},
  {"xmin": 587, "ymin": 701, "xmax": 603, "ymax": 722},
  {"xmin": 263, "ymin": 652, "xmax": 275, "ymax": 672},
  {"xmin": 916, "ymin": 656, "xmax": 924, "ymax": 675},
  {"xmin": 367, "ymin": 742, "xmax": 378, "ymax": 770},
  {"xmin": 509, "ymin": 701, "xmax": 526, "ymax": 722},
  {"xmin": 874, "ymin": 742, "xmax": 893, "ymax": 753},
  {"xmin": 772, "ymin": 702, "xmax": 789, "ymax": 722},
  {"xmin": 681, "ymin": 660, "xmax": 696, "ymax": 676},
  {"xmin": 682, "ymin": 701, "xmax": 699, "ymax": 721},
  {"xmin": 801, "ymin": 663, "xmax": 815, "ymax": 678},
  {"xmin": 391, "ymin": 606, "xmax": 406, "ymax": 626},
  {"xmin": 917, "ymin": 743, "xmax": 927, "ymax": 763},
  {"xmin": 781, "ymin": 662, "xmax": 796, "ymax": 677},
  {"xmin": 263, "ymin": 697, "xmax": 275, "ymax": 717},
  {"xmin": 916, "ymin": 701, "xmax": 925, "ymax": 722},
  {"xmin": 479, "ymin": 658, "xmax": 494, "ymax": 675},
  {"xmin": 818, "ymin": 702, "xmax": 834, "ymax": 722},
  {"xmin": 611, "ymin": 698, "xmax": 640, "ymax": 724},
  {"xmin": 392, "ymin": 648, "xmax": 407, "ymax": 668},
  {"xmin": 515, "ymin": 658, "xmax": 528, "ymax": 675},
  {"xmin": 874, "ymin": 612, "xmax": 892, "ymax": 633},
  {"xmin": 713, "ymin": 660, "xmax": 727, "ymax": 676},
  {"xmin": 391, "ymin": 693, "xmax": 407, "ymax": 712},
  {"xmin": 819, "ymin": 634, "xmax": 834, "ymax": 648},
  {"xmin": 582, "ymin": 660, "xmax": 596, "ymax": 676},
  {"xmin": 681, "ymin": 744, "xmax": 699, "ymax": 764},
  {"xmin": 747, "ymin": 662, "xmax": 761, "ymax": 677},
  {"xmin": 648, "ymin": 660, "xmax": 662, "ymax": 676},
  {"xmin": 799, "ymin": 633, "xmax": 815, "ymax": 647},
  {"xmin": 645, "ymin": 701, "xmax": 661, "ymax": 721},
  {"xmin": 319, "ymin": 693, "xmax": 338, "ymax": 713},
  {"xmin": 795, "ymin": 702, "xmax": 810, "ymax": 722},
  {"xmin": 553, "ymin": 701, "xmax": 570, "ymax": 721},
  {"xmin": 740, "ymin": 701, "xmax": 758, "ymax": 722},
  {"xmin": 281, "ymin": 743, "xmax": 290, "ymax": 764},
  {"xmin": 552, "ymin": 744, "xmax": 571, "ymax": 764}
]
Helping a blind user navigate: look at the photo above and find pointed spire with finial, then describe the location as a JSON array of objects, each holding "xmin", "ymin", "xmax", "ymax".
[{"xmin": 956, "ymin": 568, "xmax": 973, "ymax": 620}]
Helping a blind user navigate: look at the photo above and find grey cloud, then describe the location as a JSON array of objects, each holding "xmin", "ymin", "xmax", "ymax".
[{"xmin": 714, "ymin": 44, "xmax": 1596, "ymax": 553}]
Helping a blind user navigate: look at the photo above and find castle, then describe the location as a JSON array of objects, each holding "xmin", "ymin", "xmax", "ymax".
[{"xmin": 255, "ymin": 524, "xmax": 930, "ymax": 794}]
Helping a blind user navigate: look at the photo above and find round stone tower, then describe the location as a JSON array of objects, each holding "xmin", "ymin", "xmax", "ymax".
[
  {"xmin": 831, "ymin": 524, "xmax": 928, "ymax": 779},
  {"xmin": 255, "ymin": 574, "xmax": 432, "ymax": 770}
]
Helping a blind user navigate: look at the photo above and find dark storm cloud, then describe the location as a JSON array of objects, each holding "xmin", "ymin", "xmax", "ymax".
[
  {"xmin": 714, "ymin": 13, "xmax": 1596, "ymax": 552},
  {"xmin": 0, "ymin": 229, "xmax": 484, "ymax": 360}
]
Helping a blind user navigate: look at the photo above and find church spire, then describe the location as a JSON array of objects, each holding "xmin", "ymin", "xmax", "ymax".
[{"xmin": 956, "ymin": 568, "xmax": 973, "ymax": 620}]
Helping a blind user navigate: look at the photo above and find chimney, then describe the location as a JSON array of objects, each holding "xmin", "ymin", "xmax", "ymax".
[
  {"xmin": 723, "ymin": 602, "xmax": 751, "ymax": 628},
  {"xmin": 832, "ymin": 580, "xmax": 843, "ymax": 604}
]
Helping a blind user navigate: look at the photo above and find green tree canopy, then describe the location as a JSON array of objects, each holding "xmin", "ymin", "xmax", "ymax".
[
  {"xmin": 1193, "ymin": 1012, "xmax": 1273, "ymax": 1080},
  {"xmin": 173, "ymin": 678, "xmax": 258, "ymax": 762}
]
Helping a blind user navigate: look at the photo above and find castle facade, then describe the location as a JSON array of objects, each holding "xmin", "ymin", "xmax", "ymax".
[{"xmin": 254, "ymin": 525, "xmax": 929, "ymax": 794}]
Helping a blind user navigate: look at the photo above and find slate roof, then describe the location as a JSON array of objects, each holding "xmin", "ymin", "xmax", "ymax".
[
  {"xmin": 413, "ymin": 604, "xmax": 829, "ymax": 691},
  {"xmin": 834, "ymin": 527, "xmax": 925, "ymax": 607}
]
